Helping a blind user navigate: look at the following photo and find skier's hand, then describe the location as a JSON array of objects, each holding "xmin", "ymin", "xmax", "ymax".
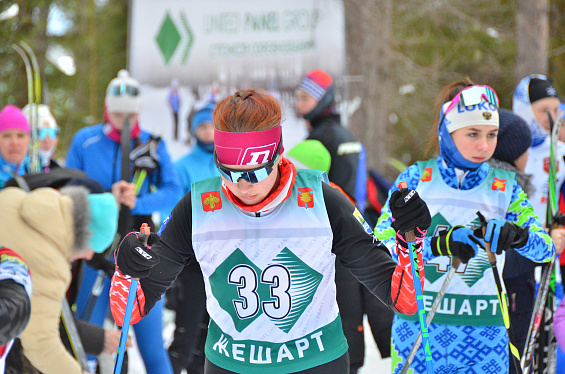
[
  {"xmin": 111, "ymin": 181, "xmax": 137, "ymax": 209},
  {"xmin": 550, "ymin": 227, "xmax": 565, "ymax": 254},
  {"xmin": 102, "ymin": 329, "xmax": 132, "ymax": 354},
  {"xmin": 431, "ymin": 226, "xmax": 482, "ymax": 264},
  {"xmin": 389, "ymin": 187, "xmax": 431, "ymax": 235},
  {"xmin": 115, "ymin": 232, "xmax": 160, "ymax": 279},
  {"xmin": 473, "ymin": 219, "xmax": 528, "ymax": 255}
]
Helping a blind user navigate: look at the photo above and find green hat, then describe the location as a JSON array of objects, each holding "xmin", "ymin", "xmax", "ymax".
[
  {"xmin": 286, "ymin": 140, "xmax": 331, "ymax": 174},
  {"xmin": 87, "ymin": 192, "xmax": 118, "ymax": 253}
]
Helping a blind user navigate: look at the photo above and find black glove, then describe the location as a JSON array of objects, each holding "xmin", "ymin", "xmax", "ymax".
[
  {"xmin": 87, "ymin": 253, "xmax": 116, "ymax": 278},
  {"xmin": 389, "ymin": 188, "xmax": 431, "ymax": 234},
  {"xmin": 116, "ymin": 232, "xmax": 160, "ymax": 278},
  {"xmin": 473, "ymin": 219, "xmax": 529, "ymax": 255},
  {"xmin": 130, "ymin": 137, "xmax": 161, "ymax": 172},
  {"xmin": 431, "ymin": 226, "xmax": 483, "ymax": 264}
]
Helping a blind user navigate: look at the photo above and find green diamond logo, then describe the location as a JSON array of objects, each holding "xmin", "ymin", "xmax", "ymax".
[
  {"xmin": 270, "ymin": 248, "xmax": 323, "ymax": 333},
  {"xmin": 179, "ymin": 11, "xmax": 194, "ymax": 65},
  {"xmin": 155, "ymin": 12, "xmax": 181, "ymax": 65}
]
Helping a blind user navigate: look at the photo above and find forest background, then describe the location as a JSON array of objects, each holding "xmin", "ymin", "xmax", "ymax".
[{"xmin": 0, "ymin": 0, "xmax": 564, "ymax": 177}]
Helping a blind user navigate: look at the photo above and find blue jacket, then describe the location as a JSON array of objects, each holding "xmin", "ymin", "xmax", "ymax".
[
  {"xmin": 0, "ymin": 156, "xmax": 28, "ymax": 189},
  {"xmin": 65, "ymin": 123, "xmax": 182, "ymax": 215},
  {"xmin": 175, "ymin": 143, "xmax": 219, "ymax": 196}
]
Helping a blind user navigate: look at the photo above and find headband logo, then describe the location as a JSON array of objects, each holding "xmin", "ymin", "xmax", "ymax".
[
  {"xmin": 547, "ymin": 86, "xmax": 558, "ymax": 97},
  {"xmin": 482, "ymin": 112, "xmax": 492, "ymax": 120},
  {"xmin": 241, "ymin": 143, "xmax": 277, "ymax": 165}
]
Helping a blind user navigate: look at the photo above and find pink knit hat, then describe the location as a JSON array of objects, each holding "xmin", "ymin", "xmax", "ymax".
[{"xmin": 0, "ymin": 105, "xmax": 30, "ymax": 134}]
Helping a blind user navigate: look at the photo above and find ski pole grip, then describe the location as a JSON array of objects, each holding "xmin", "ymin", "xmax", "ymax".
[
  {"xmin": 138, "ymin": 223, "xmax": 150, "ymax": 245},
  {"xmin": 398, "ymin": 182, "xmax": 416, "ymax": 242},
  {"xmin": 477, "ymin": 211, "xmax": 496, "ymax": 263},
  {"xmin": 130, "ymin": 223, "xmax": 151, "ymax": 282}
]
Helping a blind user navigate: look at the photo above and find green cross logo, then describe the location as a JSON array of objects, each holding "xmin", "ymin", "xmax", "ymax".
[{"xmin": 155, "ymin": 11, "xmax": 194, "ymax": 65}]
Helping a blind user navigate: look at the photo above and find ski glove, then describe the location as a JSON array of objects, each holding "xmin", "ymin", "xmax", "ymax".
[
  {"xmin": 130, "ymin": 137, "xmax": 161, "ymax": 172},
  {"xmin": 431, "ymin": 226, "xmax": 482, "ymax": 264},
  {"xmin": 473, "ymin": 219, "xmax": 529, "ymax": 255},
  {"xmin": 389, "ymin": 188, "xmax": 431, "ymax": 235},
  {"xmin": 115, "ymin": 232, "xmax": 161, "ymax": 279}
]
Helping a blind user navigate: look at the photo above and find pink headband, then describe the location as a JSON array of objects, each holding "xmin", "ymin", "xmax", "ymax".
[{"xmin": 215, "ymin": 125, "xmax": 283, "ymax": 166}]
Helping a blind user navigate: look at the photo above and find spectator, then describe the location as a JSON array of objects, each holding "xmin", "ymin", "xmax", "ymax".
[
  {"xmin": 22, "ymin": 104, "xmax": 61, "ymax": 172},
  {"xmin": 65, "ymin": 69, "xmax": 179, "ymax": 374},
  {"xmin": 0, "ymin": 184, "xmax": 118, "ymax": 374},
  {"xmin": 0, "ymin": 105, "xmax": 30, "ymax": 189}
]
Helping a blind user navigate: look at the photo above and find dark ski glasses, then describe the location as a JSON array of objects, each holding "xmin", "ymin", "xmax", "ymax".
[
  {"xmin": 444, "ymin": 85, "xmax": 499, "ymax": 115},
  {"xmin": 107, "ymin": 83, "xmax": 140, "ymax": 97},
  {"xmin": 38, "ymin": 128, "xmax": 59, "ymax": 140},
  {"xmin": 214, "ymin": 139, "xmax": 282, "ymax": 184}
]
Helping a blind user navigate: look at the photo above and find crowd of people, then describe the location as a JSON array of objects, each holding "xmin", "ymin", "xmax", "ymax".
[{"xmin": 0, "ymin": 67, "xmax": 564, "ymax": 374}]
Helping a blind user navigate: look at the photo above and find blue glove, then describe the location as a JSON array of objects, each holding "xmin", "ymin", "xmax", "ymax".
[
  {"xmin": 430, "ymin": 226, "xmax": 482, "ymax": 263},
  {"xmin": 473, "ymin": 219, "xmax": 529, "ymax": 255}
]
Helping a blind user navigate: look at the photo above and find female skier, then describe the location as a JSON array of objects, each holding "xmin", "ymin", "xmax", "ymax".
[
  {"xmin": 375, "ymin": 81, "xmax": 554, "ymax": 374},
  {"xmin": 109, "ymin": 89, "xmax": 433, "ymax": 373}
]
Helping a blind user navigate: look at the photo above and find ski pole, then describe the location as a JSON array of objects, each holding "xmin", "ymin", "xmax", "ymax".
[
  {"xmin": 398, "ymin": 182, "xmax": 434, "ymax": 374},
  {"xmin": 61, "ymin": 298, "xmax": 89, "ymax": 371},
  {"xmin": 477, "ymin": 212, "xmax": 522, "ymax": 374},
  {"xmin": 400, "ymin": 256, "xmax": 461, "ymax": 374},
  {"xmin": 112, "ymin": 223, "xmax": 150, "ymax": 374}
]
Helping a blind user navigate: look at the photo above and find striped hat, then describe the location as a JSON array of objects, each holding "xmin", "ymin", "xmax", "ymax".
[{"xmin": 298, "ymin": 70, "xmax": 333, "ymax": 101}]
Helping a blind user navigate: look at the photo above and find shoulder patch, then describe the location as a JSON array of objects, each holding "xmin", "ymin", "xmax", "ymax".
[
  {"xmin": 201, "ymin": 191, "xmax": 222, "ymax": 212},
  {"xmin": 421, "ymin": 167, "xmax": 432, "ymax": 182},
  {"xmin": 492, "ymin": 178, "xmax": 506, "ymax": 191},
  {"xmin": 298, "ymin": 188, "xmax": 314, "ymax": 209}
]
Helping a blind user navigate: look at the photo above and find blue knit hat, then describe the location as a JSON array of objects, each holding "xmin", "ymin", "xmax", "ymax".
[
  {"xmin": 191, "ymin": 103, "xmax": 215, "ymax": 133},
  {"xmin": 493, "ymin": 109, "xmax": 532, "ymax": 166}
]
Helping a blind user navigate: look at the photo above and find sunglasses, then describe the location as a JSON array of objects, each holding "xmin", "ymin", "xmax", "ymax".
[
  {"xmin": 444, "ymin": 85, "xmax": 499, "ymax": 115},
  {"xmin": 214, "ymin": 139, "xmax": 282, "ymax": 184},
  {"xmin": 108, "ymin": 83, "xmax": 140, "ymax": 97},
  {"xmin": 38, "ymin": 128, "xmax": 59, "ymax": 140}
]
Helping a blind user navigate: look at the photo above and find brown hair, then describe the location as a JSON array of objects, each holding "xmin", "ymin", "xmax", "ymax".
[
  {"xmin": 213, "ymin": 89, "xmax": 282, "ymax": 132},
  {"xmin": 425, "ymin": 77, "xmax": 475, "ymax": 156}
]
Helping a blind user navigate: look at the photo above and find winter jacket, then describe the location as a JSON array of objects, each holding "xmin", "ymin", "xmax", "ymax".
[
  {"xmin": 65, "ymin": 123, "xmax": 182, "ymax": 215},
  {"xmin": 175, "ymin": 143, "xmax": 218, "ymax": 196},
  {"xmin": 0, "ymin": 155, "xmax": 28, "ymax": 190},
  {"xmin": 0, "ymin": 187, "xmax": 89, "ymax": 374},
  {"xmin": 307, "ymin": 113, "xmax": 367, "ymax": 210}
]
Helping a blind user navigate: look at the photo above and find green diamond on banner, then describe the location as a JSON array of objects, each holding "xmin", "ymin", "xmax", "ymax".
[{"xmin": 155, "ymin": 12, "xmax": 181, "ymax": 65}]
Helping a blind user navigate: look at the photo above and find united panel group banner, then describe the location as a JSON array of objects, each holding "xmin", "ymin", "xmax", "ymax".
[{"xmin": 129, "ymin": 0, "xmax": 345, "ymax": 90}]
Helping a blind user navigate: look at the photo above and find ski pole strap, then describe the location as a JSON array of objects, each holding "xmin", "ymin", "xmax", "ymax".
[
  {"xmin": 398, "ymin": 181, "xmax": 434, "ymax": 374},
  {"xmin": 400, "ymin": 256, "xmax": 462, "ymax": 374}
]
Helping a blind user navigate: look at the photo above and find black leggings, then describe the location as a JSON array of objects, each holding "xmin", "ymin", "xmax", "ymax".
[{"xmin": 204, "ymin": 352, "xmax": 350, "ymax": 374}]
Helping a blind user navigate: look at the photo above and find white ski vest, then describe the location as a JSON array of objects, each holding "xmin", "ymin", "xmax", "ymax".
[
  {"xmin": 398, "ymin": 159, "xmax": 514, "ymax": 326},
  {"xmin": 191, "ymin": 169, "xmax": 348, "ymax": 373}
]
